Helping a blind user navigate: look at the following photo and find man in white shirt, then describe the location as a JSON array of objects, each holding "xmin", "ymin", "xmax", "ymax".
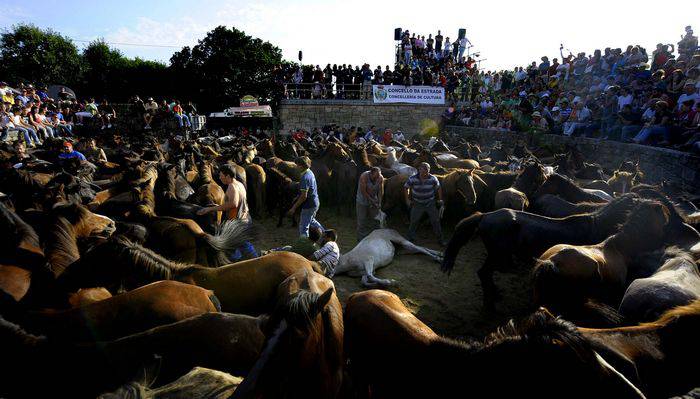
[
  {"xmin": 458, "ymin": 36, "xmax": 471, "ymax": 60},
  {"xmin": 394, "ymin": 129, "xmax": 405, "ymax": 142},
  {"xmin": 617, "ymin": 88, "xmax": 634, "ymax": 110}
]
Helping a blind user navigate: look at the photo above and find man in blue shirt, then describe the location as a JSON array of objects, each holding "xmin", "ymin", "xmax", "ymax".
[
  {"xmin": 404, "ymin": 162, "xmax": 446, "ymax": 246},
  {"xmin": 57, "ymin": 141, "xmax": 86, "ymax": 162},
  {"xmin": 287, "ymin": 156, "xmax": 324, "ymax": 237}
]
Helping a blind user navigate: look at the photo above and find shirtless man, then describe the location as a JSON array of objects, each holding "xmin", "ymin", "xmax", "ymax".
[{"xmin": 198, "ymin": 164, "xmax": 257, "ymax": 259}]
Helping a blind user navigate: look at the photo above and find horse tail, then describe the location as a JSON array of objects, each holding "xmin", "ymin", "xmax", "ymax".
[
  {"xmin": 441, "ymin": 212, "xmax": 482, "ymax": 275},
  {"xmin": 579, "ymin": 299, "xmax": 623, "ymax": 327},
  {"xmin": 202, "ymin": 219, "xmax": 256, "ymax": 253},
  {"xmin": 208, "ymin": 291, "xmax": 222, "ymax": 312}
]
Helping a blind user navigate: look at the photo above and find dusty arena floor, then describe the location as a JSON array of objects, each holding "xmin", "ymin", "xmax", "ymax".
[{"xmin": 254, "ymin": 210, "xmax": 532, "ymax": 339}]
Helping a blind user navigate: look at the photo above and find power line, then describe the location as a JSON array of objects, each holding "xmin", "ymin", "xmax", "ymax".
[{"xmin": 70, "ymin": 38, "xmax": 182, "ymax": 48}]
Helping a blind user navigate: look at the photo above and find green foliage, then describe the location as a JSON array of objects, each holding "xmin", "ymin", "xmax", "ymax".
[
  {"xmin": 0, "ymin": 24, "xmax": 82, "ymax": 86},
  {"xmin": 1, "ymin": 24, "xmax": 283, "ymax": 111},
  {"xmin": 170, "ymin": 25, "xmax": 283, "ymax": 111}
]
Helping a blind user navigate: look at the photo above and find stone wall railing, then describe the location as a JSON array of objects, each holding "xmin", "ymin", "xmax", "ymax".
[
  {"xmin": 446, "ymin": 126, "xmax": 700, "ymax": 194},
  {"xmin": 279, "ymin": 99, "xmax": 444, "ymax": 134}
]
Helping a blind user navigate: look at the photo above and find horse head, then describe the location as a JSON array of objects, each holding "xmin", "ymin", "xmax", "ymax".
[
  {"xmin": 233, "ymin": 270, "xmax": 342, "ymax": 398},
  {"xmin": 52, "ymin": 201, "xmax": 116, "ymax": 239}
]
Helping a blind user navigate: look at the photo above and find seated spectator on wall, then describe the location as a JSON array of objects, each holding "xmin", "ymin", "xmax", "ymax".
[
  {"xmin": 100, "ymin": 99, "xmax": 116, "ymax": 130},
  {"xmin": 172, "ymin": 101, "xmax": 191, "ymax": 129},
  {"xmin": 633, "ymin": 100, "xmax": 672, "ymax": 144}
]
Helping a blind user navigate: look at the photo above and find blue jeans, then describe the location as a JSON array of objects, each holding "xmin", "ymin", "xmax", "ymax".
[
  {"xmin": 621, "ymin": 125, "xmax": 641, "ymax": 141},
  {"xmin": 229, "ymin": 241, "xmax": 258, "ymax": 261},
  {"xmin": 21, "ymin": 127, "xmax": 40, "ymax": 145},
  {"xmin": 175, "ymin": 114, "xmax": 191, "ymax": 128},
  {"xmin": 299, "ymin": 206, "xmax": 324, "ymax": 237},
  {"xmin": 634, "ymin": 126, "xmax": 669, "ymax": 144}
]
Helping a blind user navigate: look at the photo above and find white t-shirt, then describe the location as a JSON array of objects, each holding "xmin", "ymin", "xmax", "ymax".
[{"xmin": 617, "ymin": 94, "xmax": 634, "ymax": 110}]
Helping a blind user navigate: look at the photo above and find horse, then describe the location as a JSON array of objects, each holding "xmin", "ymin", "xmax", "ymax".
[
  {"xmin": 619, "ymin": 248, "xmax": 700, "ymax": 323},
  {"xmin": 42, "ymin": 201, "xmax": 116, "ymax": 278},
  {"xmin": 441, "ymin": 194, "xmax": 640, "ymax": 306},
  {"xmin": 607, "ymin": 171, "xmax": 637, "ymax": 195},
  {"xmin": 334, "ymin": 229, "xmax": 443, "ymax": 287},
  {"xmin": 581, "ymin": 300, "xmax": 700, "ymax": 398},
  {"xmin": 153, "ymin": 162, "xmax": 218, "ymax": 233},
  {"xmin": 632, "ymin": 188, "xmax": 700, "ymax": 248},
  {"xmin": 67, "ymin": 287, "xmax": 112, "ymax": 308},
  {"xmin": 230, "ymin": 269, "xmax": 343, "ymax": 399},
  {"xmin": 384, "ymin": 147, "xmax": 416, "ymax": 176},
  {"xmin": 245, "ymin": 163, "xmax": 266, "ymax": 218},
  {"xmin": 343, "ymin": 289, "xmax": 646, "ymax": 399},
  {"xmin": 0, "ymin": 201, "xmax": 49, "ymax": 308},
  {"xmin": 264, "ymin": 167, "xmax": 299, "ymax": 227},
  {"xmin": 533, "ymin": 201, "xmax": 670, "ymax": 319},
  {"xmin": 58, "ymin": 237, "xmax": 321, "ymax": 315},
  {"xmin": 534, "ymin": 173, "xmax": 609, "ymax": 204},
  {"xmin": 188, "ymin": 160, "xmax": 225, "ymax": 224},
  {"xmin": 21, "ymin": 280, "xmax": 221, "ymax": 342},
  {"xmin": 533, "ymin": 194, "xmax": 606, "ymax": 218}
]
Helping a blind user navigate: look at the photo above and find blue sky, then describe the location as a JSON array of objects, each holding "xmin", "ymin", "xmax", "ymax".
[{"xmin": 1, "ymin": 0, "xmax": 698, "ymax": 70}]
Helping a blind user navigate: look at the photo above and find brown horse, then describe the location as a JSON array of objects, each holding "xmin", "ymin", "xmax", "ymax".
[
  {"xmin": 581, "ymin": 300, "xmax": 700, "ymax": 398},
  {"xmin": 21, "ymin": 280, "xmax": 221, "ymax": 341},
  {"xmin": 67, "ymin": 287, "xmax": 112, "ymax": 308},
  {"xmin": 533, "ymin": 201, "xmax": 670, "ymax": 317},
  {"xmin": 245, "ymin": 163, "xmax": 266, "ymax": 218},
  {"xmin": 43, "ymin": 201, "xmax": 116, "ymax": 277},
  {"xmin": 189, "ymin": 160, "xmax": 225, "ymax": 224},
  {"xmin": 442, "ymin": 194, "xmax": 640, "ymax": 306},
  {"xmin": 231, "ymin": 269, "xmax": 343, "ymax": 399},
  {"xmin": 343, "ymin": 289, "xmax": 646, "ymax": 399},
  {"xmin": 58, "ymin": 236, "xmax": 321, "ymax": 315},
  {"xmin": 0, "ymin": 202, "xmax": 48, "ymax": 308}
]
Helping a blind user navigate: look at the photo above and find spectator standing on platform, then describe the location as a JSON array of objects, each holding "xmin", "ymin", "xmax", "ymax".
[
  {"xmin": 356, "ymin": 166, "xmax": 384, "ymax": 240},
  {"xmin": 287, "ymin": 156, "xmax": 324, "ymax": 237},
  {"xmin": 435, "ymin": 30, "xmax": 443, "ymax": 53},
  {"xmin": 404, "ymin": 162, "xmax": 446, "ymax": 245}
]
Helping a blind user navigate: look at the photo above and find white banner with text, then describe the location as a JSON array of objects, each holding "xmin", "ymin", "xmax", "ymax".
[{"xmin": 372, "ymin": 85, "xmax": 445, "ymax": 104}]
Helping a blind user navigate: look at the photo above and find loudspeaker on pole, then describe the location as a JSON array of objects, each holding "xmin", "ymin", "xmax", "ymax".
[
  {"xmin": 394, "ymin": 28, "xmax": 402, "ymax": 41},
  {"xmin": 458, "ymin": 28, "xmax": 466, "ymax": 40}
]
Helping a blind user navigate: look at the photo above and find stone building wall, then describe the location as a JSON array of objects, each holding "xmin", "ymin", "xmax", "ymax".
[
  {"xmin": 446, "ymin": 126, "xmax": 700, "ymax": 194},
  {"xmin": 278, "ymin": 99, "xmax": 444, "ymax": 134}
]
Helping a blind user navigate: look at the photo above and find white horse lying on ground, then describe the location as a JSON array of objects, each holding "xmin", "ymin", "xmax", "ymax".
[
  {"xmin": 385, "ymin": 148, "xmax": 417, "ymax": 177},
  {"xmin": 332, "ymin": 229, "xmax": 443, "ymax": 287}
]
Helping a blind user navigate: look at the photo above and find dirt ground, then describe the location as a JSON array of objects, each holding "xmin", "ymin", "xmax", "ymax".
[{"xmin": 254, "ymin": 209, "xmax": 533, "ymax": 339}]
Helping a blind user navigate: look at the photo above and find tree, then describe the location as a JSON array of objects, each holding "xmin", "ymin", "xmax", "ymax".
[
  {"xmin": 0, "ymin": 24, "xmax": 82, "ymax": 86},
  {"xmin": 169, "ymin": 26, "xmax": 283, "ymax": 111}
]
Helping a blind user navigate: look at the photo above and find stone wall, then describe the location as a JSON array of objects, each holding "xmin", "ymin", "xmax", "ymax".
[
  {"xmin": 278, "ymin": 99, "xmax": 444, "ymax": 134},
  {"xmin": 446, "ymin": 126, "xmax": 700, "ymax": 194}
]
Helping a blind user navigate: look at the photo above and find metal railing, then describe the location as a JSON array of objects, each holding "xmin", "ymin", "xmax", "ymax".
[{"xmin": 283, "ymin": 82, "xmax": 371, "ymax": 100}]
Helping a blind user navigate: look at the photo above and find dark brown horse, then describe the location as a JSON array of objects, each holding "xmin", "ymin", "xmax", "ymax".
[
  {"xmin": 534, "ymin": 173, "xmax": 608, "ymax": 204},
  {"xmin": 441, "ymin": 194, "xmax": 639, "ymax": 306},
  {"xmin": 343, "ymin": 289, "xmax": 645, "ymax": 399},
  {"xmin": 533, "ymin": 201, "xmax": 670, "ymax": 317},
  {"xmin": 231, "ymin": 269, "xmax": 343, "ymax": 399},
  {"xmin": 533, "ymin": 194, "xmax": 606, "ymax": 218},
  {"xmin": 21, "ymin": 280, "xmax": 221, "ymax": 342}
]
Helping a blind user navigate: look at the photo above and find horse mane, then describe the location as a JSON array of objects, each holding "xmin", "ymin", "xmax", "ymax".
[
  {"xmin": 45, "ymin": 216, "xmax": 81, "ymax": 275},
  {"xmin": 657, "ymin": 247, "xmax": 696, "ymax": 272},
  {"xmin": 484, "ymin": 311, "xmax": 596, "ymax": 363},
  {"xmin": 592, "ymin": 193, "xmax": 637, "ymax": 218},
  {"xmin": 109, "ymin": 235, "xmax": 196, "ymax": 280},
  {"xmin": 633, "ymin": 188, "xmax": 688, "ymax": 223},
  {"xmin": 642, "ymin": 299, "xmax": 700, "ymax": 328},
  {"xmin": 279, "ymin": 290, "xmax": 323, "ymax": 331}
]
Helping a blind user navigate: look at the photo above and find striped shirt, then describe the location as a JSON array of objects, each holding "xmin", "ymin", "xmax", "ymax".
[
  {"xmin": 404, "ymin": 174, "xmax": 440, "ymax": 204},
  {"xmin": 312, "ymin": 241, "xmax": 340, "ymax": 272}
]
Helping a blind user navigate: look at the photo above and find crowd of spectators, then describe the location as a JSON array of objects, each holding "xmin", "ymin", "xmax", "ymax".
[
  {"xmin": 0, "ymin": 81, "xmax": 200, "ymax": 147},
  {"xmin": 275, "ymin": 27, "xmax": 477, "ymax": 100},
  {"xmin": 442, "ymin": 25, "xmax": 699, "ymax": 153}
]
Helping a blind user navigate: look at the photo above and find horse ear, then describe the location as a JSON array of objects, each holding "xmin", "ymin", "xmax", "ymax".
[{"xmin": 312, "ymin": 287, "xmax": 334, "ymax": 317}]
